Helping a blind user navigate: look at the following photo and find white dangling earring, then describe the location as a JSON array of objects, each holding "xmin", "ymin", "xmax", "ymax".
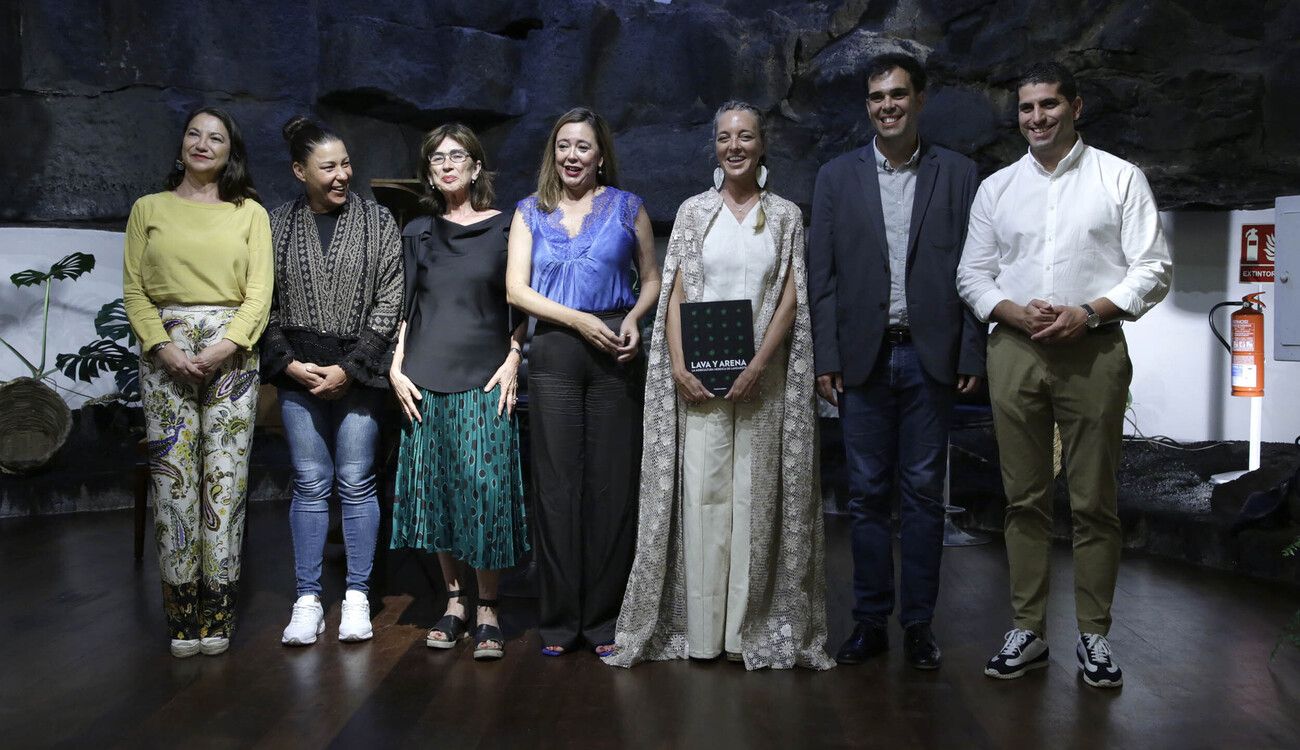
[
  {"xmin": 757, "ymin": 164, "xmax": 769, "ymax": 189},
  {"xmin": 713, "ymin": 167, "xmax": 724, "ymax": 191}
]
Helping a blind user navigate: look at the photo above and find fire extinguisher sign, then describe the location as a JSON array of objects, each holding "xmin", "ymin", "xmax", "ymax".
[{"xmin": 1239, "ymin": 224, "xmax": 1275, "ymax": 283}]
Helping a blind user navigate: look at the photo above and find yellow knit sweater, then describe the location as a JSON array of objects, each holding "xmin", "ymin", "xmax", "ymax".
[{"xmin": 122, "ymin": 191, "xmax": 273, "ymax": 351}]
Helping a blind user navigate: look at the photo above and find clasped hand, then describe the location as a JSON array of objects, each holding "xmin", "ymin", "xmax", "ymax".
[
  {"xmin": 1020, "ymin": 299, "xmax": 1086, "ymax": 344},
  {"xmin": 154, "ymin": 342, "xmax": 204, "ymax": 384},
  {"xmin": 288, "ymin": 360, "xmax": 351, "ymax": 400},
  {"xmin": 155, "ymin": 339, "xmax": 238, "ymax": 385},
  {"xmin": 575, "ymin": 313, "xmax": 641, "ymax": 363}
]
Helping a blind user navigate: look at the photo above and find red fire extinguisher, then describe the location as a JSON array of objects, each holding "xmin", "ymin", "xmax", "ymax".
[{"xmin": 1209, "ymin": 292, "xmax": 1266, "ymax": 397}]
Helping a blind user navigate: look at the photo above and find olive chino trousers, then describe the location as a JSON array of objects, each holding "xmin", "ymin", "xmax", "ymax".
[{"xmin": 986, "ymin": 324, "xmax": 1132, "ymax": 638}]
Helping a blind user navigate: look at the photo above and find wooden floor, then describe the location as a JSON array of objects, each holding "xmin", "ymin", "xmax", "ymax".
[{"xmin": 2, "ymin": 503, "xmax": 1300, "ymax": 749}]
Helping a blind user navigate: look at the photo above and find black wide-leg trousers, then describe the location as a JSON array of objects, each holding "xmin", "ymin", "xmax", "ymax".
[{"xmin": 528, "ymin": 313, "xmax": 643, "ymax": 649}]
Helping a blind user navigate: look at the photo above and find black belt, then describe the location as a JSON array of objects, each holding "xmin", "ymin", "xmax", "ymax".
[{"xmin": 884, "ymin": 326, "xmax": 912, "ymax": 345}]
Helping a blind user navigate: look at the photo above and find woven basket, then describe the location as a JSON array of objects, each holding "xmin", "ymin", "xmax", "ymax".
[{"xmin": 0, "ymin": 377, "xmax": 72, "ymax": 474}]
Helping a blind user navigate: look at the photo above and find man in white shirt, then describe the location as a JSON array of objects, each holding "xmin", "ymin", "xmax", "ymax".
[{"xmin": 956, "ymin": 61, "xmax": 1172, "ymax": 688}]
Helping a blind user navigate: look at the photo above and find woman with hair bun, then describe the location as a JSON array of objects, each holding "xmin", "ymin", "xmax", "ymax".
[
  {"xmin": 388, "ymin": 123, "xmax": 529, "ymax": 661},
  {"xmin": 123, "ymin": 106, "xmax": 272, "ymax": 657},
  {"xmin": 264, "ymin": 115, "xmax": 404, "ymax": 647}
]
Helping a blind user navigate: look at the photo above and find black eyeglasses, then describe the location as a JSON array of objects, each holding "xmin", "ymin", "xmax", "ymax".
[{"xmin": 429, "ymin": 150, "xmax": 470, "ymax": 165}]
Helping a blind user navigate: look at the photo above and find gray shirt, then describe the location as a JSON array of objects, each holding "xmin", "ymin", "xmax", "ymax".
[{"xmin": 874, "ymin": 137, "xmax": 920, "ymax": 326}]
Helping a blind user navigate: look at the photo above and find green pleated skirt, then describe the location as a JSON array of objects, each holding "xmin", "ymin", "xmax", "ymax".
[{"xmin": 390, "ymin": 386, "xmax": 529, "ymax": 570}]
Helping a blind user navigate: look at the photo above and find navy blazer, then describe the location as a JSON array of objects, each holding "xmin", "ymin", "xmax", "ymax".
[{"xmin": 807, "ymin": 142, "xmax": 986, "ymax": 387}]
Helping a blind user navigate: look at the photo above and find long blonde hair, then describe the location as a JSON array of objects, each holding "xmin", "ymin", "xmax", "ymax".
[{"xmin": 536, "ymin": 107, "xmax": 619, "ymax": 212}]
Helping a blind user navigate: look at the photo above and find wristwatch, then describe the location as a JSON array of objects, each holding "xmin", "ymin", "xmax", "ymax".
[{"xmin": 1080, "ymin": 303, "xmax": 1102, "ymax": 329}]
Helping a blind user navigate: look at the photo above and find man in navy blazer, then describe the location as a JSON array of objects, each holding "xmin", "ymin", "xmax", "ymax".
[{"xmin": 807, "ymin": 52, "xmax": 986, "ymax": 669}]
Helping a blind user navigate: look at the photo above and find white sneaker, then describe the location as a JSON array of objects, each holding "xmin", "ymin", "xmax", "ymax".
[
  {"xmin": 339, "ymin": 590, "xmax": 373, "ymax": 642},
  {"xmin": 199, "ymin": 636, "xmax": 229, "ymax": 656},
  {"xmin": 1077, "ymin": 633, "xmax": 1123, "ymax": 688},
  {"xmin": 282, "ymin": 595, "xmax": 325, "ymax": 646},
  {"xmin": 170, "ymin": 638, "xmax": 200, "ymax": 658},
  {"xmin": 984, "ymin": 628, "xmax": 1050, "ymax": 679}
]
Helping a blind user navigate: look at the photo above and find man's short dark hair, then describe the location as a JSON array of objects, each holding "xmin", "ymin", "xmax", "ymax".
[
  {"xmin": 865, "ymin": 52, "xmax": 927, "ymax": 94},
  {"xmin": 1016, "ymin": 61, "xmax": 1078, "ymax": 101}
]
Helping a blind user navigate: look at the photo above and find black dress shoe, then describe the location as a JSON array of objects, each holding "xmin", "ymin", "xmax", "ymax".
[
  {"xmin": 836, "ymin": 623, "xmax": 888, "ymax": 665},
  {"xmin": 903, "ymin": 622, "xmax": 942, "ymax": 670}
]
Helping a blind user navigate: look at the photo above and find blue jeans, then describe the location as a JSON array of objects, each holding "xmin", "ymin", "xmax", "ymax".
[
  {"xmin": 840, "ymin": 342, "xmax": 953, "ymax": 628},
  {"xmin": 280, "ymin": 387, "xmax": 383, "ymax": 596}
]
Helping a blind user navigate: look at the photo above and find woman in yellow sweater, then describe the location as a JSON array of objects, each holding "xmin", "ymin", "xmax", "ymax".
[{"xmin": 122, "ymin": 106, "xmax": 273, "ymax": 658}]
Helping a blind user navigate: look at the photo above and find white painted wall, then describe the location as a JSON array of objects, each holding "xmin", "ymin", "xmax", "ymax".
[
  {"xmin": 1126, "ymin": 208, "xmax": 1300, "ymax": 444},
  {"xmin": 4, "ymin": 211, "xmax": 1299, "ymax": 441},
  {"xmin": 1, "ymin": 227, "xmax": 128, "ymax": 407}
]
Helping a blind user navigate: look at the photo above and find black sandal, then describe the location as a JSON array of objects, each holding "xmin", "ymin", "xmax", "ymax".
[
  {"xmin": 426, "ymin": 589, "xmax": 469, "ymax": 649},
  {"xmin": 473, "ymin": 598, "xmax": 505, "ymax": 661}
]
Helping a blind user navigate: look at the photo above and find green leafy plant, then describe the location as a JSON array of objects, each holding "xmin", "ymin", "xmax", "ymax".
[
  {"xmin": 0, "ymin": 252, "xmax": 96, "ymax": 384},
  {"xmin": 56, "ymin": 299, "xmax": 141, "ymax": 402},
  {"xmin": 1276, "ymin": 535, "xmax": 1300, "ymax": 657}
]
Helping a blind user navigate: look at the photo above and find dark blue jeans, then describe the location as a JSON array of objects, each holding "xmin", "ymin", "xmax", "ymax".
[
  {"xmin": 280, "ymin": 387, "xmax": 383, "ymax": 596},
  {"xmin": 840, "ymin": 342, "xmax": 952, "ymax": 628}
]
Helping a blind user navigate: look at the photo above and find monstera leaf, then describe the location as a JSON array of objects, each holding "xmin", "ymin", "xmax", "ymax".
[
  {"xmin": 56, "ymin": 340, "xmax": 135, "ymax": 383},
  {"xmin": 94, "ymin": 298, "xmax": 137, "ymax": 346},
  {"xmin": 10, "ymin": 252, "xmax": 96, "ymax": 288},
  {"xmin": 115, "ymin": 366, "xmax": 141, "ymax": 402}
]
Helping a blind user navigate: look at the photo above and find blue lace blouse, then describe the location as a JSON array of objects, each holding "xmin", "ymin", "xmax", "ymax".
[{"xmin": 517, "ymin": 187, "xmax": 642, "ymax": 312}]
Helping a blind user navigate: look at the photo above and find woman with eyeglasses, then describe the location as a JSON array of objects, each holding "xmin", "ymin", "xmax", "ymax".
[
  {"xmin": 505, "ymin": 107, "xmax": 660, "ymax": 657},
  {"xmin": 389, "ymin": 123, "xmax": 529, "ymax": 661},
  {"xmin": 123, "ymin": 106, "xmax": 272, "ymax": 657}
]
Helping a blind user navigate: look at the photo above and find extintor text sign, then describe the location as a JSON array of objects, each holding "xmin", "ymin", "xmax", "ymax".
[{"xmin": 1240, "ymin": 224, "xmax": 1275, "ymax": 282}]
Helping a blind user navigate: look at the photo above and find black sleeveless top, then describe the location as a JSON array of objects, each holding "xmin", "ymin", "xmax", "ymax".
[{"xmin": 400, "ymin": 211, "xmax": 516, "ymax": 393}]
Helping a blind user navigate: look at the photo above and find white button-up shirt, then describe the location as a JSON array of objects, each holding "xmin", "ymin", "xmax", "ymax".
[{"xmin": 956, "ymin": 138, "xmax": 1172, "ymax": 322}]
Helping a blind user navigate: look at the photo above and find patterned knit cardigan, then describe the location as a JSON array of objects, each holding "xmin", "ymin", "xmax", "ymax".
[
  {"xmin": 262, "ymin": 193, "xmax": 404, "ymax": 388},
  {"xmin": 607, "ymin": 188, "xmax": 834, "ymax": 671}
]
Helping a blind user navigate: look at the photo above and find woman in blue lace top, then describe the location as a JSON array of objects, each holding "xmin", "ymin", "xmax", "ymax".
[{"xmin": 506, "ymin": 107, "xmax": 661, "ymax": 657}]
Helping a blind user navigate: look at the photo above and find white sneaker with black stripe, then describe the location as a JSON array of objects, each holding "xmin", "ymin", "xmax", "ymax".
[
  {"xmin": 1077, "ymin": 633, "xmax": 1123, "ymax": 688},
  {"xmin": 984, "ymin": 628, "xmax": 1049, "ymax": 679}
]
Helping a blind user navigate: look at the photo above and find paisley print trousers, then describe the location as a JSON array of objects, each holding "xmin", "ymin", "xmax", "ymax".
[{"xmin": 141, "ymin": 305, "xmax": 260, "ymax": 640}]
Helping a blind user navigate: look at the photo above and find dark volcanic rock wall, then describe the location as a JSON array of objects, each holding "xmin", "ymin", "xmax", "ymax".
[{"xmin": 3, "ymin": 0, "xmax": 1299, "ymax": 226}]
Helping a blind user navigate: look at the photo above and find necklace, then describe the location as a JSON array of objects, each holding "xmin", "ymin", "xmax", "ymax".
[{"xmin": 723, "ymin": 191, "xmax": 758, "ymax": 220}]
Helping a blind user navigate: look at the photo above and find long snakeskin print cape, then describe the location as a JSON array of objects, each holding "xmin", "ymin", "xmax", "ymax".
[{"xmin": 606, "ymin": 188, "xmax": 834, "ymax": 670}]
